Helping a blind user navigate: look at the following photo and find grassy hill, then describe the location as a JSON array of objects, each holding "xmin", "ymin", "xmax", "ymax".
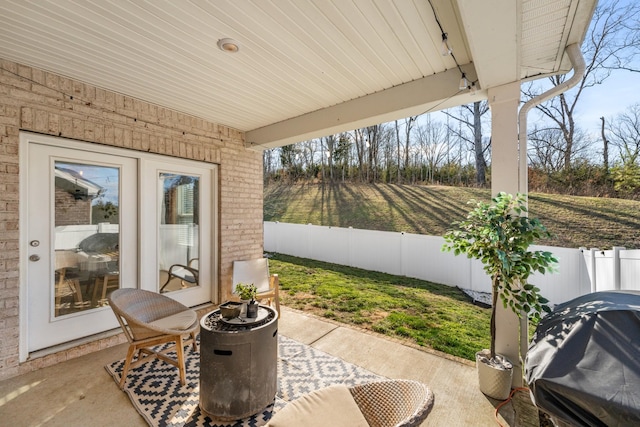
[{"xmin": 264, "ymin": 183, "xmax": 640, "ymax": 249}]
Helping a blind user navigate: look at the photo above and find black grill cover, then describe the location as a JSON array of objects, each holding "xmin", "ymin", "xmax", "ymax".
[{"xmin": 525, "ymin": 291, "xmax": 640, "ymax": 427}]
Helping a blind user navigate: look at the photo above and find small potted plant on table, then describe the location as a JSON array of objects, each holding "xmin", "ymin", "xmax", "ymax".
[
  {"xmin": 235, "ymin": 283, "xmax": 259, "ymax": 318},
  {"xmin": 442, "ymin": 192, "xmax": 557, "ymax": 400}
]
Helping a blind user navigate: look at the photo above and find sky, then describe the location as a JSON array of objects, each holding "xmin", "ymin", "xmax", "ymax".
[
  {"xmin": 578, "ymin": 68, "xmax": 640, "ymax": 133},
  {"xmin": 427, "ymin": 64, "xmax": 640, "ymax": 156},
  {"xmin": 567, "ymin": 0, "xmax": 640, "ymax": 136},
  {"xmin": 513, "ymin": 66, "xmax": 640, "ymax": 149},
  {"xmin": 429, "ymin": 0, "xmax": 640, "ymax": 151},
  {"xmin": 56, "ymin": 162, "xmax": 120, "ymax": 205}
]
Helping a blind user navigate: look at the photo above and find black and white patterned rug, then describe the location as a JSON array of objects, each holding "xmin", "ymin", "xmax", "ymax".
[{"xmin": 105, "ymin": 335, "xmax": 382, "ymax": 427}]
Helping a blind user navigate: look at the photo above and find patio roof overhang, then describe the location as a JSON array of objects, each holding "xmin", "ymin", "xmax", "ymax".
[{"xmin": 0, "ymin": 0, "xmax": 596, "ymax": 150}]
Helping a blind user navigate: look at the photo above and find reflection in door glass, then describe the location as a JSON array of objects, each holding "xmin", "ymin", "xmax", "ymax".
[
  {"xmin": 53, "ymin": 162, "xmax": 120, "ymax": 317},
  {"xmin": 159, "ymin": 173, "xmax": 199, "ymax": 293}
]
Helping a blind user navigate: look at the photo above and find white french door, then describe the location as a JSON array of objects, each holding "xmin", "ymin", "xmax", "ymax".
[
  {"xmin": 24, "ymin": 140, "xmax": 137, "ymax": 352},
  {"xmin": 21, "ymin": 133, "xmax": 217, "ymax": 355}
]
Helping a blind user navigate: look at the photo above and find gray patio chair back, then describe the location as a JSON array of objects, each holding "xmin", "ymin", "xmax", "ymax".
[{"xmin": 232, "ymin": 258, "xmax": 280, "ymax": 316}]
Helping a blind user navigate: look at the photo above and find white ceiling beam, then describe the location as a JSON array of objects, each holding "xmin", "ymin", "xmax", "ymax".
[
  {"xmin": 245, "ymin": 65, "xmax": 480, "ymax": 150},
  {"xmin": 455, "ymin": 0, "xmax": 519, "ymax": 89}
]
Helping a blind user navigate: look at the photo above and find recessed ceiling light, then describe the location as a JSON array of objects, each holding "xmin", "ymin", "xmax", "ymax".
[{"xmin": 217, "ymin": 38, "xmax": 240, "ymax": 53}]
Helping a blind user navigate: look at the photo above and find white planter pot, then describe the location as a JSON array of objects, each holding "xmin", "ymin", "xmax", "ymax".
[{"xmin": 476, "ymin": 350, "xmax": 513, "ymax": 400}]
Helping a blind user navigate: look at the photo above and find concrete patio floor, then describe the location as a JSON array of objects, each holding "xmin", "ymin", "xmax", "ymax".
[{"xmin": 0, "ymin": 306, "xmax": 540, "ymax": 426}]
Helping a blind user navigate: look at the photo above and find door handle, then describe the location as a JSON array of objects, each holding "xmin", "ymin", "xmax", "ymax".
[{"xmin": 29, "ymin": 254, "xmax": 40, "ymax": 262}]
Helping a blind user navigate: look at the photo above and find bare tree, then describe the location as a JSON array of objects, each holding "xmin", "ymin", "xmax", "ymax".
[
  {"xmin": 527, "ymin": 127, "xmax": 571, "ymax": 173},
  {"xmin": 403, "ymin": 116, "xmax": 419, "ymax": 181},
  {"xmin": 353, "ymin": 126, "xmax": 383, "ymax": 183},
  {"xmin": 607, "ymin": 104, "xmax": 640, "ymax": 194},
  {"xmin": 296, "ymin": 140, "xmax": 316, "ymax": 180},
  {"xmin": 333, "ymin": 132, "xmax": 351, "ymax": 182},
  {"xmin": 528, "ymin": 126, "xmax": 593, "ymax": 173},
  {"xmin": 381, "ymin": 126, "xmax": 396, "ymax": 183},
  {"xmin": 279, "ymin": 144, "xmax": 301, "ymax": 182},
  {"xmin": 608, "ymin": 103, "xmax": 640, "ymax": 161},
  {"xmin": 353, "ymin": 128, "xmax": 367, "ymax": 182},
  {"xmin": 601, "ymin": 117, "xmax": 610, "ymax": 174},
  {"xmin": 443, "ymin": 101, "xmax": 490, "ymax": 186},
  {"xmin": 353, "ymin": 125, "xmax": 383, "ymax": 183},
  {"xmin": 522, "ymin": 0, "xmax": 640, "ymax": 171},
  {"xmin": 263, "ymin": 148, "xmax": 276, "ymax": 184},
  {"xmin": 415, "ymin": 117, "xmax": 449, "ymax": 183},
  {"xmin": 321, "ymin": 134, "xmax": 337, "ymax": 182},
  {"xmin": 394, "ymin": 120, "xmax": 401, "ymax": 184},
  {"xmin": 391, "ymin": 117, "xmax": 419, "ymax": 184}
]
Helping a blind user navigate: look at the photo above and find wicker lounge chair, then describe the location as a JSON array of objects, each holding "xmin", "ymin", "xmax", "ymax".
[
  {"xmin": 266, "ymin": 379, "xmax": 434, "ymax": 427},
  {"xmin": 108, "ymin": 288, "xmax": 199, "ymax": 389}
]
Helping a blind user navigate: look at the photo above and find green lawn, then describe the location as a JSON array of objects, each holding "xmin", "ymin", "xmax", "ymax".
[
  {"xmin": 265, "ymin": 183, "xmax": 640, "ymax": 249},
  {"xmin": 269, "ymin": 253, "xmax": 491, "ymax": 361}
]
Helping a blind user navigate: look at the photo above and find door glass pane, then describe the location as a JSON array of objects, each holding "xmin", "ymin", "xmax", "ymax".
[
  {"xmin": 159, "ymin": 173, "xmax": 199, "ymax": 293},
  {"xmin": 54, "ymin": 162, "xmax": 120, "ymax": 316}
]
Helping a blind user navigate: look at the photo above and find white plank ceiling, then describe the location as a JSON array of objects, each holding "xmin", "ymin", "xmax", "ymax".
[{"xmin": 0, "ymin": 0, "xmax": 596, "ymax": 148}]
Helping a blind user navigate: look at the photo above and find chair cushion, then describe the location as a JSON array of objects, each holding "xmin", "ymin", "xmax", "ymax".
[
  {"xmin": 265, "ymin": 385, "xmax": 368, "ymax": 427},
  {"xmin": 149, "ymin": 310, "xmax": 197, "ymax": 331}
]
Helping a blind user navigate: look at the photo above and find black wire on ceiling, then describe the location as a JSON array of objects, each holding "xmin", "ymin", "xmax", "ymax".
[{"xmin": 427, "ymin": 0, "xmax": 477, "ymax": 93}]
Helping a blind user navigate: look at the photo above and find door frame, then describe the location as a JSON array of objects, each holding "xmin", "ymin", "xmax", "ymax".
[{"xmin": 19, "ymin": 132, "xmax": 219, "ymax": 362}]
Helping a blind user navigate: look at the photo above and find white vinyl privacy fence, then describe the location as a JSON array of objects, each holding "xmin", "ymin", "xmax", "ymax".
[
  {"xmin": 264, "ymin": 222, "xmax": 640, "ymax": 306},
  {"xmin": 582, "ymin": 247, "xmax": 640, "ymax": 292}
]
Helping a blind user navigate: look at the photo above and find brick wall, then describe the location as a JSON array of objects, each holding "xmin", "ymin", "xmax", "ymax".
[
  {"xmin": 0, "ymin": 59, "xmax": 264, "ymax": 380},
  {"xmin": 54, "ymin": 187, "xmax": 92, "ymax": 226}
]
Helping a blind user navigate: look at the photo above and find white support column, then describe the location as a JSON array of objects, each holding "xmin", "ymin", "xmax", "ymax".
[
  {"xmin": 487, "ymin": 81, "xmax": 524, "ymax": 386},
  {"xmin": 488, "ymin": 82, "xmax": 524, "ymax": 194}
]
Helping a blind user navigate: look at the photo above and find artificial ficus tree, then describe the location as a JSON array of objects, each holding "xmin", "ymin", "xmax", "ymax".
[{"xmin": 442, "ymin": 192, "xmax": 558, "ymax": 359}]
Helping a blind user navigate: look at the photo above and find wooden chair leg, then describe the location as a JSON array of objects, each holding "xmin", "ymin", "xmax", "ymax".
[
  {"xmin": 274, "ymin": 295, "xmax": 281, "ymax": 317},
  {"xmin": 119, "ymin": 344, "xmax": 138, "ymax": 389},
  {"xmin": 191, "ymin": 331, "xmax": 198, "ymax": 352},
  {"xmin": 175, "ymin": 335, "xmax": 186, "ymax": 386},
  {"xmin": 272, "ymin": 274, "xmax": 281, "ymax": 317},
  {"xmin": 93, "ymin": 276, "xmax": 103, "ymax": 304},
  {"xmin": 71, "ymin": 279, "xmax": 87, "ymax": 308},
  {"xmin": 55, "ymin": 291, "xmax": 62, "ymax": 317}
]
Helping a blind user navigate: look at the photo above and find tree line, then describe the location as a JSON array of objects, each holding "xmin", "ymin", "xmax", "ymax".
[{"xmin": 263, "ymin": 0, "xmax": 640, "ymax": 199}]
